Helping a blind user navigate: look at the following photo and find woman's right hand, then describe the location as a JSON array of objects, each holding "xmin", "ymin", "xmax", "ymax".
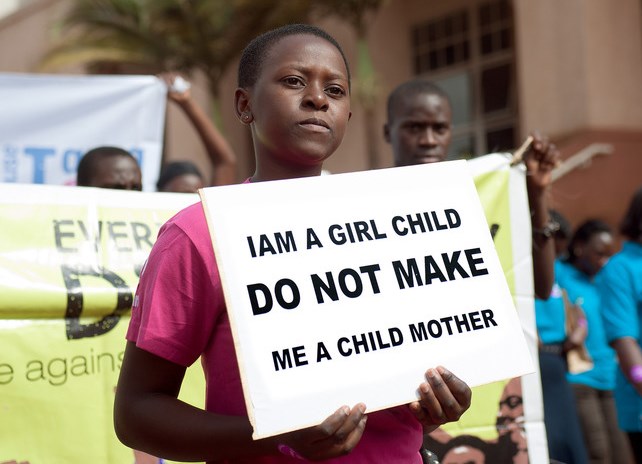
[{"xmin": 276, "ymin": 403, "xmax": 367, "ymax": 461}]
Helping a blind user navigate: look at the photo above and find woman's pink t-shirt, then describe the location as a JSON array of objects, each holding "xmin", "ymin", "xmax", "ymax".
[{"xmin": 127, "ymin": 202, "xmax": 423, "ymax": 463}]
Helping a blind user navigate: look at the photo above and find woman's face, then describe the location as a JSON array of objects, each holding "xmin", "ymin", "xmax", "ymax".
[
  {"xmin": 245, "ymin": 34, "xmax": 351, "ymax": 171},
  {"xmin": 575, "ymin": 231, "xmax": 615, "ymax": 276}
]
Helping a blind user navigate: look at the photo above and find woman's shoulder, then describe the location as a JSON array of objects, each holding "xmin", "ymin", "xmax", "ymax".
[
  {"xmin": 554, "ymin": 259, "xmax": 576, "ymax": 284},
  {"xmin": 596, "ymin": 244, "xmax": 641, "ymax": 289},
  {"xmin": 604, "ymin": 242, "xmax": 642, "ymax": 271},
  {"xmin": 620, "ymin": 240, "xmax": 642, "ymax": 259},
  {"xmin": 554, "ymin": 258, "xmax": 571, "ymax": 274},
  {"xmin": 161, "ymin": 201, "xmax": 207, "ymax": 235},
  {"xmin": 156, "ymin": 201, "xmax": 212, "ymax": 253},
  {"xmin": 168, "ymin": 201, "xmax": 206, "ymax": 226}
]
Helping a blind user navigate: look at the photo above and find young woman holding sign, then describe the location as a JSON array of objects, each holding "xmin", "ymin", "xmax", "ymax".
[{"xmin": 114, "ymin": 24, "xmax": 471, "ymax": 463}]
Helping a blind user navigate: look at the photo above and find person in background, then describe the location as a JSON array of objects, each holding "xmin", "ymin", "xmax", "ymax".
[
  {"xmin": 76, "ymin": 145, "xmax": 142, "ymax": 191},
  {"xmin": 533, "ymin": 209, "xmax": 589, "ymax": 464},
  {"xmin": 557, "ymin": 219, "xmax": 634, "ymax": 463},
  {"xmin": 159, "ymin": 72, "xmax": 237, "ymax": 192},
  {"xmin": 598, "ymin": 186, "xmax": 642, "ymax": 462},
  {"xmin": 384, "ymin": 78, "xmax": 567, "ymax": 463},
  {"xmin": 156, "ymin": 160, "xmax": 205, "ymax": 193},
  {"xmin": 77, "ymin": 147, "xmax": 159, "ymax": 463},
  {"xmin": 383, "ymin": 78, "xmax": 558, "ymax": 300}
]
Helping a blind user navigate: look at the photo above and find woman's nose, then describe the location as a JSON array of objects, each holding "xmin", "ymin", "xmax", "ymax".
[{"xmin": 303, "ymin": 84, "xmax": 329, "ymax": 111}]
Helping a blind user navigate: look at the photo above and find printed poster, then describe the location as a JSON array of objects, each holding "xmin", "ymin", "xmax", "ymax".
[{"xmin": 200, "ymin": 160, "xmax": 534, "ymax": 439}]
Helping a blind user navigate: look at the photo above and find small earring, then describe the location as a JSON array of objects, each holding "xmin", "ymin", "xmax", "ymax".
[{"xmin": 242, "ymin": 113, "xmax": 251, "ymax": 123}]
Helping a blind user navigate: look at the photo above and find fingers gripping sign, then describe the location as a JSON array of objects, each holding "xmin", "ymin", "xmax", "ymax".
[
  {"xmin": 279, "ymin": 404, "xmax": 368, "ymax": 461},
  {"xmin": 409, "ymin": 366, "xmax": 472, "ymax": 433}
]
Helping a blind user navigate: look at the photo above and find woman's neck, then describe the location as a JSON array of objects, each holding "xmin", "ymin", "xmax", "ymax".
[{"xmin": 251, "ymin": 164, "xmax": 323, "ymax": 183}]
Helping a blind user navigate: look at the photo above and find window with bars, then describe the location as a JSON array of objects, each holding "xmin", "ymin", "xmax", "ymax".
[{"xmin": 411, "ymin": 0, "xmax": 517, "ymax": 159}]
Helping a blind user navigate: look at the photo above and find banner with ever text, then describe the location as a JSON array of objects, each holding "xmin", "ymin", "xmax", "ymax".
[
  {"xmin": 0, "ymin": 184, "xmax": 202, "ymax": 464},
  {"xmin": 0, "ymin": 73, "xmax": 166, "ymax": 192},
  {"xmin": 0, "ymin": 154, "xmax": 547, "ymax": 463}
]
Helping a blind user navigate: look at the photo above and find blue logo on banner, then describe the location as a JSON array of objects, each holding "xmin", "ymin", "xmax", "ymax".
[{"xmin": 2, "ymin": 145, "xmax": 144, "ymax": 184}]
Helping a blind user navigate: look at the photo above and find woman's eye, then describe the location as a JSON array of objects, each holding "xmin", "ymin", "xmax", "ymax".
[
  {"xmin": 283, "ymin": 77, "xmax": 303, "ymax": 86},
  {"xmin": 326, "ymin": 86, "xmax": 345, "ymax": 96}
]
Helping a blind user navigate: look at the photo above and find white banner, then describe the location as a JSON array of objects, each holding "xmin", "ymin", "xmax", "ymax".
[
  {"xmin": 0, "ymin": 73, "xmax": 166, "ymax": 191},
  {"xmin": 200, "ymin": 160, "xmax": 535, "ymax": 439}
]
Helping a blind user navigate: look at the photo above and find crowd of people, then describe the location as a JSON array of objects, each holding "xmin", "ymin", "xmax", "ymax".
[{"xmin": 63, "ymin": 22, "xmax": 641, "ymax": 464}]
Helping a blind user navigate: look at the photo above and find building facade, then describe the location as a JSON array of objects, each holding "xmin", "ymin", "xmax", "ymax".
[{"xmin": 1, "ymin": 0, "xmax": 641, "ymax": 233}]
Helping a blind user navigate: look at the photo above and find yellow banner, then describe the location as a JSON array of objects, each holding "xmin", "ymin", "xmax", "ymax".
[
  {"xmin": 424, "ymin": 155, "xmax": 546, "ymax": 464},
  {"xmin": 0, "ymin": 157, "xmax": 545, "ymax": 463},
  {"xmin": 0, "ymin": 185, "xmax": 202, "ymax": 463}
]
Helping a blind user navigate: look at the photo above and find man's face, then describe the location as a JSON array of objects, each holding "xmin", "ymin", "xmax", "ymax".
[
  {"xmin": 385, "ymin": 92, "xmax": 452, "ymax": 166},
  {"xmin": 496, "ymin": 378, "xmax": 524, "ymax": 437},
  {"xmin": 90, "ymin": 155, "xmax": 142, "ymax": 191}
]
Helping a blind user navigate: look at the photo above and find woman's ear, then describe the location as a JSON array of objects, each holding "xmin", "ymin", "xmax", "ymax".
[{"xmin": 234, "ymin": 88, "xmax": 253, "ymax": 124}]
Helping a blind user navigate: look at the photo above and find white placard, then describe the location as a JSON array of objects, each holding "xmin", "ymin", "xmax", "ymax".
[{"xmin": 200, "ymin": 160, "xmax": 534, "ymax": 438}]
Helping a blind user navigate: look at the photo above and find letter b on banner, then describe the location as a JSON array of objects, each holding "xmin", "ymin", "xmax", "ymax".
[{"xmin": 61, "ymin": 264, "xmax": 132, "ymax": 339}]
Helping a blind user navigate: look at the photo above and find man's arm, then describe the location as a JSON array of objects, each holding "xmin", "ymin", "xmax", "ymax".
[
  {"xmin": 611, "ymin": 337, "xmax": 642, "ymax": 397},
  {"xmin": 161, "ymin": 73, "xmax": 237, "ymax": 186},
  {"xmin": 523, "ymin": 132, "xmax": 560, "ymax": 299}
]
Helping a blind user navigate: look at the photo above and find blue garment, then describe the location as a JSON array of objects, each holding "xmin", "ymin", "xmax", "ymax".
[
  {"xmin": 536, "ymin": 260, "xmax": 589, "ymax": 463},
  {"xmin": 556, "ymin": 260, "xmax": 617, "ymax": 390},
  {"xmin": 535, "ymin": 260, "xmax": 567, "ymax": 344},
  {"xmin": 597, "ymin": 241, "xmax": 642, "ymax": 432},
  {"xmin": 539, "ymin": 351, "xmax": 589, "ymax": 464}
]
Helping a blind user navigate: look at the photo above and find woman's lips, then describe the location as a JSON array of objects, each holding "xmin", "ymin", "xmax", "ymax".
[{"xmin": 299, "ymin": 118, "xmax": 330, "ymax": 132}]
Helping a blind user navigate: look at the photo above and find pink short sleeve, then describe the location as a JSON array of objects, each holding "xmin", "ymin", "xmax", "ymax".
[{"xmin": 127, "ymin": 203, "xmax": 225, "ymax": 367}]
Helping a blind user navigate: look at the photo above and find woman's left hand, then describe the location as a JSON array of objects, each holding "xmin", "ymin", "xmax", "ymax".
[{"xmin": 409, "ymin": 366, "xmax": 472, "ymax": 433}]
